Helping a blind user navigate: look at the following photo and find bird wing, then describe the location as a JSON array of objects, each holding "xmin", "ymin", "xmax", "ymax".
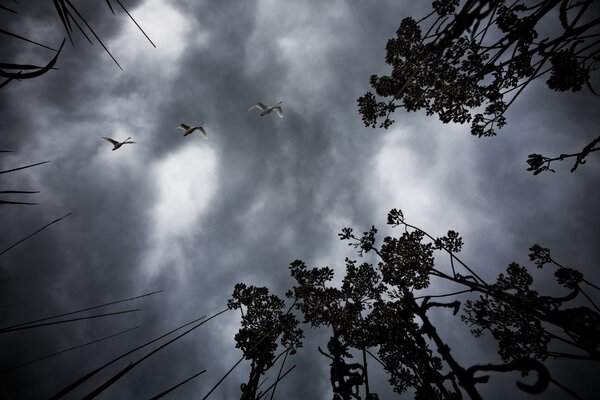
[
  {"xmin": 249, "ymin": 102, "xmax": 267, "ymax": 111},
  {"xmin": 123, "ymin": 141, "xmax": 136, "ymax": 144},
  {"xmin": 177, "ymin": 123, "xmax": 190, "ymax": 131},
  {"xmin": 274, "ymin": 106, "xmax": 283, "ymax": 118},
  {"xmin": 196, "ymin": 126, "xmax": 208, "ymax": 139},
  {"xmin": 102, "ymin": 137, "xmax": 119, "ymax": 146}
]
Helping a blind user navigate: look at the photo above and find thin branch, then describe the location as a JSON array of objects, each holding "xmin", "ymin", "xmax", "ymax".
[
  {"xmin": 268, "ymin": 347, "xmax": 290, "ymax": 400},
  {"xmin": 550, "ymin": 257, "xmax": 600, "ymax": 292},
  {"xmin": 0, "ymin": 200, "xmax": 38, "ymax": 205},
  {"xmin": 0, "ymin": 309, "xmax": 138, "ymax": 333},
  {"xmin": 547, "ymin": 351, "xmax": 600, "ymax": 360},
  {"xmin": 0, "ymin": 4, "xmax": 17, "ymax": 13},
  {"xmin": 547, "ymin": 331, "xmax": 580, "ymax": 347},
  {"xmin": 1, "ymin": 326, "xmax": 139, "ymax": 373},
  {"xmin": 0, "ymin": 212, "xmax": 72, "ymax": 257},
  {"xmin": 147, "ymin": 370, "xmax": 207, "ymax": 400},
  {"xmin": 0, "ymin": 39, "xmax": 65, "ymax": 80},
  {"xmin": 256, "ymin": 366, "xmax": 297, "ymax": 400},
  {"xmin": 416, "ymin": 10, "xmax": 437, "ymax": 25},
  {"xmin": 63, "ymin": 0, "xmax": 122, "ymax": 70},
  {"xmin": 201, "ymin": 355, "xmax": 245, "ymax": 400},
  {"xmin": 583, "ymin": 278, "xmax": 600, "ymax": 292},
  {"xmin": 365, "ymin": 348, "xmax": 384, "ymax": 368},
  {"xmin": 202, "ymin": 300, "xmax": 298, "ymax": 400},
  {"xmin": 115, "ymin": 0, "xmax": 156, "ymax": 48},
  {"xmin": 257, "ymin": 377, "xmax": 269, "ymax": 392},
  {"xmin": 0, "ymin": 160, "xmax": 50, "ymax": 174},
  {"xmin": 579, "ymin": 288, "xmax": 600, "ymax": 313},
  {"xmin": 414, "ymin": 289, "xmax": 473, "ymax": 300},
  {"xmin": 550, "ymin": 377, "xmax": 585, "ymax": 400},
  {"xmin": 105, "ymin": 0, "xmax": 115, "ymax": 15},
  {"xmin": 362, "ymin": 347, "xmax": 370, "ymax": 398},
  {"xmin": 65, "ymin": 8, "xmax": 94, "ymax": 46},
  {"xmin": 401, "ymin": 220, "xmax": 489, "ymax": 286},
  {"xmin": 53, "ymin": 0, "xmax": 74, "ymax": 46},
  {"xmin": 0, "ymin": 289, "xmax": 163, "ymax": 331},
  {"xmin": 48, "ymin": 312, "xmax": 219, "ymax": 400},
  {"xmin": 0, "ymin": 29, "xmax": 57, "ymax": 51},
  {"xmin": 0, "ymin": 78, "xmax": 13, "ymax": 89}
]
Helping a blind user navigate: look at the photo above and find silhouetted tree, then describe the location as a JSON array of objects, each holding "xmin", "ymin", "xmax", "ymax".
[
  {"xmin": 228, "ymin": 283, "xmax": 303, "ymax": 400},
  {"xmin": 286, "ymin": 258, "xmax": 384, "ymax": 399},
  {"xmin": 364, "ymin": 209, "xmax": 597, "ymax": 396},
  {"xmin": 358, "ymin": 0, "xmax": 600, "ymax": 172},
  {"xmin": 238, "ymin": 208, "xmax": 598, "ymax": 399},
  {"xmin": 463, "ymin": 242, "xmax": 600, "ymax": 362}
]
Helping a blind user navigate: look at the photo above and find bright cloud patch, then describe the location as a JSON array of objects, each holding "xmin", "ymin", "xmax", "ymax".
[
  {"xmin": 246, "ymin": 1, "xmax": 350, "ymax": 111},
  {"xmin": 110, "ymin": 0, "xmax": 205, "ymax": 77},
  {"xmin": 143, "ymin": 144, "xmax": 218, "ymax": 278},
  {"xmin": 368, "ymin": 124, "xmax": 488, "ymax": 239}
]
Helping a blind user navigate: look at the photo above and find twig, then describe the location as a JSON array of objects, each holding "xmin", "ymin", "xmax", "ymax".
[
  {"xmin": 256, "ymin": 366, "xmax": 297, "ymax": 400},
  {"xmin": 0, "ymin": 309, "xmax": 138, "ymax": 333},
  {"xmin": 0, "ymin": 212, "xmax": 71, "ymax": 257},
  {"xmin": 414, "ymin": 289, "xmax": 473, "ymax": 300},
  {"xmin": 0, "ymin": 160, "xmax": 50, "ymax": 174},
  {"xmin": 0, "ymin": 200, "xmax": 38, "ymax": 205},
  {"xmin": 0, "ymin": 289, "xmax": 163, "ymax": 331},
  {"xmin": 0, "ymin": 29, "xmax": 57, "ymax": 51},
  {"xmin": 1, "ymin": 326, "xmax": 139, "ymax": 373},
  {"xmin": 115, "ymin": 0, "xmax": 156, "ymax": 47},
  {"xmin": 147, "ymin": 370, "xmax": 207, "ymax": 400},
  {"xmin": 202, "ymin": 300, "xmax": 297, "ymax": 400},
  {"xmin": 268, "ymin": 347, "xmax": 290, "ymax": 400},
  {"xmin": 550, "ymin": 377, "xmax": 585, "ymax": 400},
  {"xmin": 48, "ymin": 312, "xmax": 217, "ymax": 400}
]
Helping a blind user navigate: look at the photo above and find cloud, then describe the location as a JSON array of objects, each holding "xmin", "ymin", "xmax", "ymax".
[
  {"xmin": 143, "ymin": 143, "xmax": 219, "ymax": 279},
  {"xmin": 110, "ymin": 0, "xmax": 203, "ymax": 78},
  {"xmin": 2, "ymin": 1, "xmax": 599, "ymax": 399}
]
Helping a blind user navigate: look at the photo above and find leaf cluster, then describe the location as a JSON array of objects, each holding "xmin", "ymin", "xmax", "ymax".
[
  {"xmin": 358, "ymin": 0, "xmax": 600, "ymax": 139},
  {"xmin": 228, "ymin": 283, "xmax": 303, "ymax": 367},
  {"xmin": 273, "ymin": 209, "xmax": 599, "ymax": 399}
]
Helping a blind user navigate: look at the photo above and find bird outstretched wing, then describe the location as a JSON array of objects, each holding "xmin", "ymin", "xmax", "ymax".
[
  {"xmin": 249, "ymin": 102, "xmax": 267, "ymax": 112},
  {"xmin": 177, "ymin": 123, "xmax": 190, "ymax": 131},
  {"xmin": 196, "ymin": 126, "xmax": 208, "ymax": 139},
  {"xmin": 274, "ymin": 106, "xmax": 283, "ymax": 118},
  {"xmin": 102, "ymin": 137, "xmax": 119, "ymax": 146}
]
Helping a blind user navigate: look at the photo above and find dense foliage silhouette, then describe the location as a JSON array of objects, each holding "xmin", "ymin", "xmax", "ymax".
[
  {"xmin": 233, "ymin": 208, "xmax": 599, "ymax": 399},
  {"xmin": 357, "ymin": 0, "xmax": 600, "ymax": 173}
]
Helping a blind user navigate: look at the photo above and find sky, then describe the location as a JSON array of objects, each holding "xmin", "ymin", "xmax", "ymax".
[{"xmin": 1, "ymin": 1, "xmax": 599, "ymax": 399}]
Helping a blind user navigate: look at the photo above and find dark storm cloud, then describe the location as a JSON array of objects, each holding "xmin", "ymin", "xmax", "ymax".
[{"xmin": 2, "ymin": 1, "xmax": 599, "ymax": 399}]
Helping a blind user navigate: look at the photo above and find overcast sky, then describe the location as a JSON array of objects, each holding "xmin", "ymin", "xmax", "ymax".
[{"xmin": 1, "ymin": 1, "xmax": 599, "ymax": 399}]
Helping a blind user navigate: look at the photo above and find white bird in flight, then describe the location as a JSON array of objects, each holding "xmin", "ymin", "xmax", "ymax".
[
  {"xmin": 176, "ymin": 123, "xmax": 207, "ymax": 139},
  {"xmin": 102, "ymin": 136, "xmax": 136, "ymax": 151},
  {"xmin": 249, "ymin": 102, "xmax": 283, "ymax": 118}
]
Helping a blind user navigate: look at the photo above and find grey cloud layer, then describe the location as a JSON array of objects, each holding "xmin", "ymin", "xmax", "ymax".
[{"xmin": 1, "ymin": 1, "xmax": 599, "ymax": 399}]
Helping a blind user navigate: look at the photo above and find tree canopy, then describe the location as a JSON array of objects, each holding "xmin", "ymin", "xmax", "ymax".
[
  {"xmin": 233, "ymin": 209, "xmax": 600, "ymax": 399},
  {"xmin": 357, "ymin": 0, "xmax": 600, "ymax": 172}
]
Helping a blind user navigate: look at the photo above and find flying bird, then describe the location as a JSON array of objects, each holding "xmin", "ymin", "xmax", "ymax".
[
  {"xmin": 102, "ymin": 136, "xmax": 136, "ymax": 151},
  {"xmin": 176, "ymin": 123, "xmax": 207, "ymax": 139},
  {"xmin": 248, "ymin": 102, "xmax": 283, "ymax": 118}
]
